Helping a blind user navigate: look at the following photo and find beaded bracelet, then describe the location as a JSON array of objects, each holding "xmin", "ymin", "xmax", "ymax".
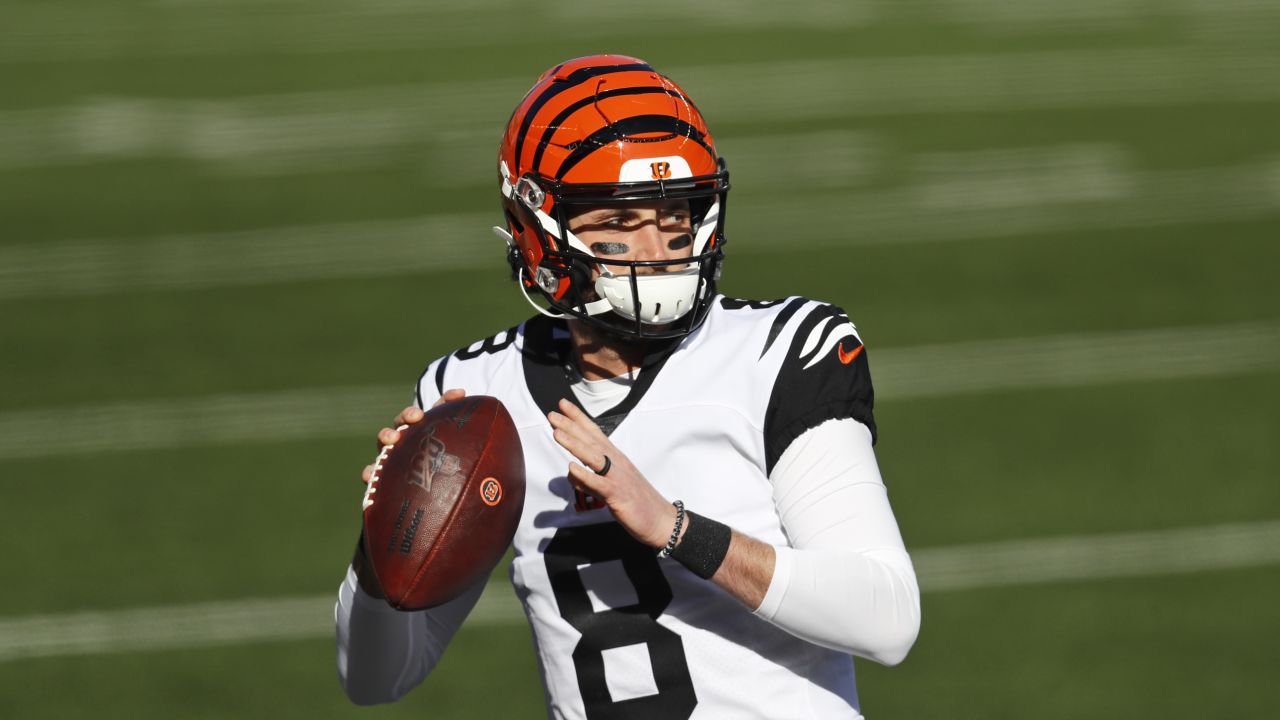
[{"xmin": 657, "ymin": 500, "xmax": 686, "ymax": 558}]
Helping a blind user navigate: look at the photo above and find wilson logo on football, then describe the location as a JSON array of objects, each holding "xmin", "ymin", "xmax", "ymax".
[
  {"xmin": 649, "ymin": 161, "xmax": 672, "ymax": 180},
  {"xmin": 480, "ymin": 478, "xmax": 503, "ymax": 506}
]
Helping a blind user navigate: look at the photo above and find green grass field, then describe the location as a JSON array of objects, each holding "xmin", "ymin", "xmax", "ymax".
[{"xmin": 2, "ymin": 1, "xmax": 1278, "ymax": 717}]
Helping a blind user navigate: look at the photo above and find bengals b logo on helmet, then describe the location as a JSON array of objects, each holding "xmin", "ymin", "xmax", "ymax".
[{"xmin": 650, "ymin": 161, "xmax": 672, "ymax": 180}]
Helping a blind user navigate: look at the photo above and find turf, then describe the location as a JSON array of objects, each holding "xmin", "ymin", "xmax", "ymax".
[{"xmin": 1, "ymin": 1, "xmax": 1277, "ymax": 717}]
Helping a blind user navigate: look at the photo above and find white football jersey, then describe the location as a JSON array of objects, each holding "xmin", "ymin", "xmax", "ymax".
[{"xmin": 415, "ymin": 296, "xmax": 877, "ymax": 720}]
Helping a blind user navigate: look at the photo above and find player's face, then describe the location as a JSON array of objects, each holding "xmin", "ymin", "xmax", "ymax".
[{"xmin": 567, "ymin": 200, "xmax": 694, "ymax": 276}]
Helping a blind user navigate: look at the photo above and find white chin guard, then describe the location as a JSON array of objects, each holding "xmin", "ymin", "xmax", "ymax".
[{"xmin": 594, "ymin": 269, "xmax": 702, "ymax": 324}]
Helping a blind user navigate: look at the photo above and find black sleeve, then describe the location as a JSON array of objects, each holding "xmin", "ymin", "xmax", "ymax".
[{"xmin": 763, "ymin": 303, "xmax": 877, "ymax": 475}]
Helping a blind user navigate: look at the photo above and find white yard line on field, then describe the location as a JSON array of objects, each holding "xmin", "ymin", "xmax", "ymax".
[
  {"xmin": 0, "ymin": 385, "xmax": 407, "ymax": 461},
  {"xmin": 0, "ymin": 214, "xmax": 493, "ymax": 300},
  {"xmin": 0, "ymin": 587, "xmax": 525, "ymax": 663},
  {"xmin": 913, "ymin": 520, "xmax": 1280, "ymax": 592},
  {"xmin": 2, "ymin": 154, "xmax": 1277, "ymax": 301},
  {"xmin": 1, "ymin": 519, "xmax": 1276, "ymax": 662},
  {"xmin": 870, "ymin": 322, "xmax": 1280, "ymax": 400},
  {"xmin": 4, "ymin": 0, "xmax": 1274, "ymax": 61},
  {"xmin": 2, "ymin": 48, "xmax": 1279, "ymax": 172},
  {"xmin": 0, "ymin": 321, "xmax": 1276, "ymax": 462}
]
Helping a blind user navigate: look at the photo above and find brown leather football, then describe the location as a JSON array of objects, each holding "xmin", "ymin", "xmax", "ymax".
[{"xmin": 361, "ymin": 395, "xmax": 525, "ymax": 611}]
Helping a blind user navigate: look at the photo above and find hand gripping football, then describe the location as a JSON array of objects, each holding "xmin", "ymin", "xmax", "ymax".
[{"xmin": 361, "ymin": 396, "xmax": 525, "ymax": 610}]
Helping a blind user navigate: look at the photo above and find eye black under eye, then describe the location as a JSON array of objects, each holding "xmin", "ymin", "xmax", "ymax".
[
  {"xmin": 667, "ymin": 235, "xmax": 692, "ymax": 250},
  {"xmin": 591, "ymin": 242, "xmax": 630, "ymax": 255}
]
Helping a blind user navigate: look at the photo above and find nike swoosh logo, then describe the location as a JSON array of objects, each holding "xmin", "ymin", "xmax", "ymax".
[
  {"xmin": 802, "ymin": 318, "xmax": 862, "ymax": 371},
  {"xmin": 837, "ymin": 342, "xmax": 864, "ymax": 365}
]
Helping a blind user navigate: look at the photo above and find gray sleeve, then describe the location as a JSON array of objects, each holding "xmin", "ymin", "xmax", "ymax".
[{"xmin": 334, "ymin": 566, "xmax": 484, "ymax": 705}]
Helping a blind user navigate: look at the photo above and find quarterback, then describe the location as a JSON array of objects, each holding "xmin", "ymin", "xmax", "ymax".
[{"xmin": 336, "ymin": 55, "xmax": 920, "ymax": 719}]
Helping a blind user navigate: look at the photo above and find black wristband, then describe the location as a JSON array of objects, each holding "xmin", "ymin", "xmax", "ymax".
[{"xmin": 669, "ymin": 510, "xmax": 732, "ymax": 580}]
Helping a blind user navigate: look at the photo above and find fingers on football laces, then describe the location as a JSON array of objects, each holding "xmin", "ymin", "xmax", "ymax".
[
  {"xmin": 361, "ymin": 464, "xmax": 373, "ymax": 484},
  {"xmin": 377, "ymin": 427, "xmax": 400, "ymax": 446},
  {"xmin": 393, "ymin": 405, "xmax": 424, "ymax": 425},
  {"xmin": 382, "ymin": 389, "xmax": 460, "ymax": 452}
]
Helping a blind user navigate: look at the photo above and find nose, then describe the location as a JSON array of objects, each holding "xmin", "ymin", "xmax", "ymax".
[{"xmin": 631, "ymin": 222, "xmax": 669, "ymax": 263}]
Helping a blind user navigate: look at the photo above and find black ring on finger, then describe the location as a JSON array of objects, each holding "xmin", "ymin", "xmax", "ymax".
[{"xmin": 596, "ymin": 455, "xmax": 612, "ymax": 476}]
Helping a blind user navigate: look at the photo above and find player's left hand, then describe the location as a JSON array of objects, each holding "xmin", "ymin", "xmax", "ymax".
[{"xmin": 548, "ymin": 398, "xmax": 678, "ymax": 550}]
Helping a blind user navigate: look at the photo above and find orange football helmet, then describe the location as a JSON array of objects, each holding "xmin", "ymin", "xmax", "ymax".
[{"xmin": 496, "ymin": 54, "xmax": 730, "ymax": 339}]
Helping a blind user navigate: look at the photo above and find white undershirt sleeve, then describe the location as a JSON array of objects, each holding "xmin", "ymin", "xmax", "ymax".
[
  {"xmin": 335, "ymin": 566, "xmax": 485, "ymax": 705},
  {"xmin": 753, "ymin": 418, "xmax": 921, "ymax": 666}
]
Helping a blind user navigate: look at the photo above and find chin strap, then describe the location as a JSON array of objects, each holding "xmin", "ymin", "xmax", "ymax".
[
  {"xmin": 515, "ymin": 268, "xmax": 568, "ymax": 320},
  {"xmin": 498, "ymin": 225, "xmax": 563, "ymax": 320},
  {"xmin": 515, "ymin": 267, "xmax": 614, "ymax": 320}
]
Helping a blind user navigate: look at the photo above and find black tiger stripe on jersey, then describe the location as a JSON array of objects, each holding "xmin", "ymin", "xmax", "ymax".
[
  {"xmin": 531, "ymin": 86, "xmax": 688, "ymax": 175},
  {"xmin": 554, "ymin": 115, "xmax": 716, "ymax": 180},
  {"xmin": 413, "ymin": 355, "xmax": 447, "ymax": 409},
  {"xmin": 433, "ymin": 355, "xmax": 451, "ymax": 397},
  {"xmin": 763, "ymin": 303, "xmax": 876, "ymax": 475},
  {"xmin": 717, "ymin": 296, "xmax": 808, "ymax": 359},
  {"xmin": 430, "ymin": 353, "xmax": 450, "ymax": 404},
  {"xmin": 760, "ymin": 297, "xmax": 809, "ymax": 359},
  {"xmin": 514, "ymin": 62, "xmax": 654, "ymax": 173}
]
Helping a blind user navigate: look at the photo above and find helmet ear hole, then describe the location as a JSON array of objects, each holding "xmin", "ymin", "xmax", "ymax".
[
  {"xmin": 506, "ymin": 244, "xmax": 523, "ymax": 281},
  {"xmin": 503, "ymin": 208, "xmax": 525, "ymax": 235},
  {"xmin": 503, "ymin": 209, "xmax": 527, "ymax": 281}
]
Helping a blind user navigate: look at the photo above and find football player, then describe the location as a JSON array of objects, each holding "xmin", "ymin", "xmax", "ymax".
[{"xmin": 336, "ymin": 55, "xmax": 920, "ymax": 719}]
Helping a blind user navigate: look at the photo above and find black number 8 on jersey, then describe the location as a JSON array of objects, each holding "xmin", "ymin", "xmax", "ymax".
[{"xmin": 544, "ymin": 523, "xmax": 697, "ymax": 719}]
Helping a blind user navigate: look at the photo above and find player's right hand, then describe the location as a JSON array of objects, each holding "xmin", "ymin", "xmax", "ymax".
[{"xmin": 360, "ymin": 388, "xmax": 466, "ymax": 485}]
